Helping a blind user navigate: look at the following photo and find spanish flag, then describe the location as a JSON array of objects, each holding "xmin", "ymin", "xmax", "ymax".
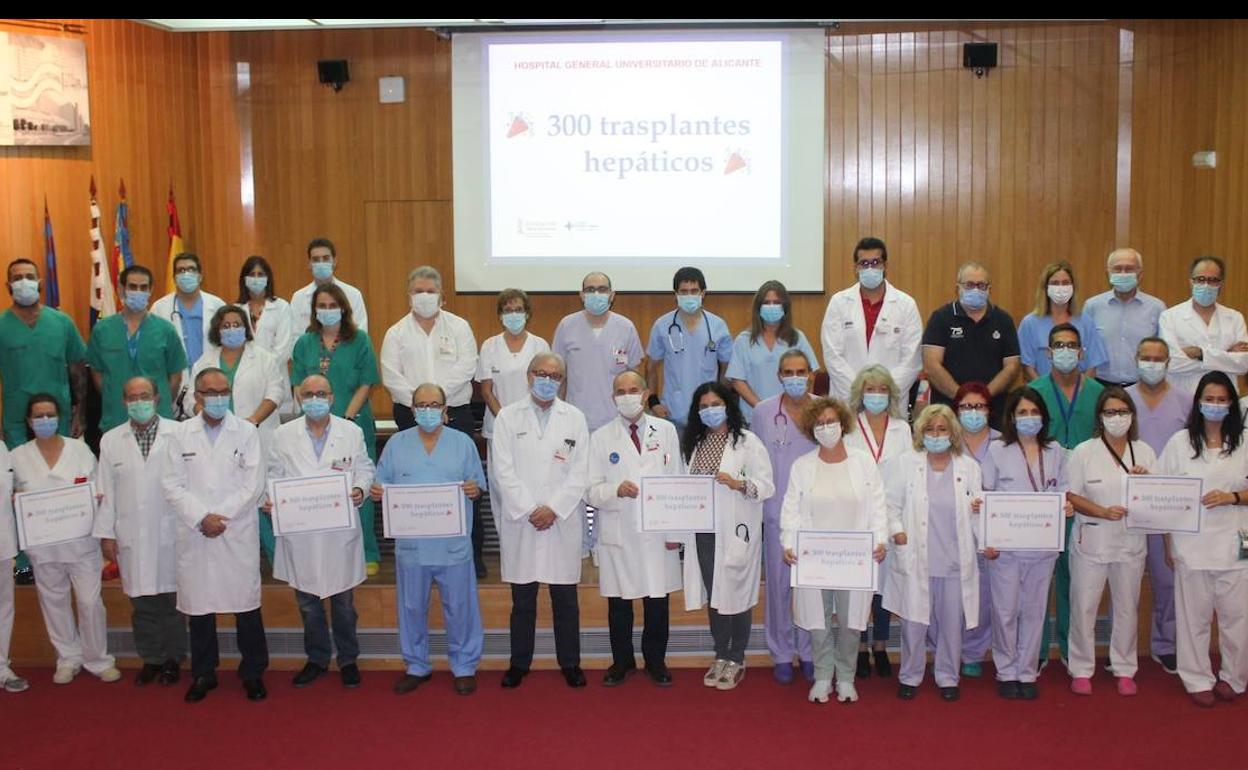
[{"xmin": 166, "ymin": 185, "xmax": 185, "ymax": 293}]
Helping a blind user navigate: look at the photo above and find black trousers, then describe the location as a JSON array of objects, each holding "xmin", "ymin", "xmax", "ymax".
[
  {"xmin": 130, "ymin": 593, "xmax": 187, "ymax": 665},
  {"xmin": 509, "ymin": 582, "xmax": 579, "ymax": 670},
  {"xmin": 607, "ymin": 596, "xmax": 669, "ymax": 668},
  {"xmin": 188, "ymin": 609, "xmax": 269, "ymax": 680}
]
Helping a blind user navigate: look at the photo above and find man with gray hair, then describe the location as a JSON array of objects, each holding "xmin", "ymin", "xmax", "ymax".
[{"xmin": 1082, "ymin": 248, "xmax": 1166, "ymax": 387}]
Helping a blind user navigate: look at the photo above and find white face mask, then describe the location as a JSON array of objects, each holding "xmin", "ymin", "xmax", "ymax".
[
  {"xmin": 1047, "ymin": 284, "xmax": 1074, "ymax": 306},
  {"xmin": 813, "ymin": 423, "xmax": 843, "ymax": 449},
  {"xmin": 1102, "ymin": 414, "xmax": 1132, "ymax": 438},
  {"xmin": 410, "ymin": 292, "xmax": 440, "ymax": 319},
  {"xmin": 615, "ymin": 393, "xmax": 644, "ymax": 420}
]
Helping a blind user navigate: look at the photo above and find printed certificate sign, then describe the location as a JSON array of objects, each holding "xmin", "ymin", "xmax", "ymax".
[
  {"xmin": 792, "ymin": 530, "xmax": 877, "ymax": 591},
  {"xmin": 981, "ymin": 492, "xmax": 1066, "ymax": 551},
  {"xmin": 639, "ymin": 475, "xmax": 716, "ymax": 533},
  {"xmin": 269, "ymin": 473, "xmax": 354, "ymax": 536},
  {"xmin": 382, "ymin": 483, "xmax": 465, "ymax": 539},
  {"xmin": 15, "ymin": 483, "xmax": 95, "ymax": 550},
  {"xmin": 1125, "ymin": 475, "xmax": 1203, "ymax": 534}
]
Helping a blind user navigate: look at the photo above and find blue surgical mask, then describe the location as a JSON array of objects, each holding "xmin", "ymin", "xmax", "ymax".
[
  {"xmin": 301, "ymin": 397, "xmax": 330, "ymax": 420},
  {"xmin": 862, "ymin": 393, "xmax": 890, "ymax": 415},
  {"xmin": 127, "ymin": 399, "xmax": 156, "ymax": 424},
  {"xmin": 501, "ymin": 312, "xmax": 527, "ymax": 335},
  {"xmin": 699, "ymin": 405, "xmax": 728, "ymax": 428},
  {"xmin": 1192, "ymin": 283, "xmax": 1219, "ymax": 307},
  {"xmin": 781, "ymin": 376, "xmax": 808, "ymax": 399},
  {"xmin": 10, "ymin": 278, "xmax": 40, "ymax": 306},
  {"xmin": 202, "ymin": 395, "xmax": 230, "ymax": 420},
  {"xmin": 583, "ymin": 292, "xmax": 610, "ymax": 316},
  {"xmin": 759, "ymin": 304, "xmax": 784, "ymax": 324},
  {"xmin": 959, "ymin": 410, "xmax": 988, "ymax": 434},
  {"xmin": 1137, "ymin": 360, "xmax": 1166, "ymax": 386},
  {"xmin": 923, "ymin": 435, "xmax": 952, "ymax": 454},
  {"xmin": 531, "ymin": 376, "xmax": 560, "ymax": 401},
  {"xmin": 1051, "ymin": 347, "xmax": 1080, "ymax": 374},
  {"xmin": 124, "ymin": 290, "xmax": 150, "ymax": 312},
  {"xmin": 959, "ymin": 288, "xmax": 989, "ymax": 310},
  {"xmin": 220, "ymin": 327, "xmax": 247, "ymax": 350},
  {"xmin": 31, "ymin": 416, "xmax": 58, "ymax": 439},
  {"xmin": 677, "ymin": 294, "xmax": 703, "ymax": 314},
  {"xmin": 415, "ymin": 407, "xmax": 444, "ymax": 433},
  {"xmin": 1109, "ymin": 272, "xmax": 1138, "ymax": 293},
  {"xmin": 311, "ymin": 261, "xmax": 334, "ymax": 281},
  {"xmin": 1015, "ymin": 415, "xmax": 1044, "ymax": 437},
  {"xmin": 1200, "ymin": 402, "xmax": 1230, "ymax": 422},
  {"xmin": 316, "ymin": 308, "xmax": 342, "ymax": 327},
  {"xmin": 175, "ymin": 272, "xmax": 201, "ymax": 293},
  {"xmin": 244, "ymin": 275, "xmax": 268, "ymax": 296},
  {"xmin": 858, "ymin": 268, "xmax": 885, "ymax": 291}
]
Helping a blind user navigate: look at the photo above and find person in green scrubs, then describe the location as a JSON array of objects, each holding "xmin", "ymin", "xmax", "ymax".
[
  {"xmin": 290, "ymin": 282, "xmax": 382, "ymax": 573},
  {"xmin": 86, "ymin": 265, "xmax": 188, "ymax": 434},
  {"xmin": 0, "ymin": 258, "xmax": 89, "ymax": 581},
  {"xmin": 1027, "ymin": 322, "xmax": 1105, "ymax": 668}
]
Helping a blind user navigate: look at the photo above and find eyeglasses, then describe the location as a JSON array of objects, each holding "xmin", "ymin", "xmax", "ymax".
[
  {"xmin": 1101, "ymin": 409, "xmax": 1132, "ymax": 418},
  {"xmin": 1191, "ymin": 276, "xmax": 1223, "ymax": 286},
  {"xmin": 960, "ymin": 281, "xmax": 990, "ymax": 291},
  {"xmin": 174, "ymin": 266, "xmax": 200, "ymax": 275},
  {"xmin": 856, "ymin": 258, "xmax": 885, "ymax": 269},
  {"xmin": 531, "ymin": 371, "xmax": 564, "ymax": 382},
  {"xmin": 582, "ymin": 286, "xmax": 611, "ymax": 295},
  {"xmin": 413, "ymin": 401, "xmax": 445, "ymax": 409},
  {"xmin": 196, "ymin": 389, "xmax": 231, "ymax": 398},
  {"xmin": 1050, "ymin": 342, "xmax": 1081, "ymax": 351},
  {"xmin": 957, "ymin": 404, "xmax": 989, "ymax": 413},
  {"xmin": 302, "ymin": 390, "xmax": 331, "ymax": 400}
]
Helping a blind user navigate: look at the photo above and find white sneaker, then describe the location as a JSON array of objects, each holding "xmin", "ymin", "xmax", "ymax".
[
  {"xmin": 808, "ymin": 679, "xmax": 832, "ymax": 703},
  {"xmin": 0, "ymin": 671, "xmax": 30, "ymax": 693},
  {"xmin": 716, "ymin": 661, "xmax": 745, "ymax": 690},
  {"xmin": 95, "ymin": 666, "xmax": 122, "ymax": 683},
  {"xmin": 703, "ymin": 659, "xmax": 728, "ymax": 687},
  {"xmin": 836, "ymin": 681, "xmax": 859, "ymax": 703},
  {"xmin": 52, "ymin": 664, "xmax": 81, "ymax": 685}
]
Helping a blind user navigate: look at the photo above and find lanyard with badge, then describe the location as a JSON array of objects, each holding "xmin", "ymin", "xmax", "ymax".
[
  {"xmin": 126, "ymin": 325, "xmax": 142, "ymax": 366},
  {"xmin": 1100, "ymin": 435, "xmax": 1136, "ymax": 475},
  {"xmin": 856, "ymin": 415, "xmax": 889, "ymax": 464},
  {"xmin": 1054, "ymin": 376, "xmax": 1081, "ymax": 446},
  {"xmin": 1019, "ymin": 443, "xmax": 1048, "ymax": 491}
]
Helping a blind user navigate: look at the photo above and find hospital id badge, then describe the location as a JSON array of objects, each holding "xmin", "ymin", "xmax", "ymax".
[
  {"xmin": 614, "ymin": 349, "xmax": 628, "ymax": 367},
  {"xmin": 553, "ymin": 448, "xmax": 569, "ymax": 463},
  {"xmin": 1239, "ymin": 528, "xmax": 1248, "ymax": 561},
  {"xmin": 438, "ymin": 336, "xmax": 456, "ymax": 358}
]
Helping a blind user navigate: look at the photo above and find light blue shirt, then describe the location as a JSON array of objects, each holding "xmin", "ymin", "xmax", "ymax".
[
  {"xmin": 306, "ymin": 420, "xmax": 330, "ymax": 460},
  {"xmin": 1082, "ymin": 289, "xmax": 1166, "ymax": 384},
  {"xmin": 375, "ymin": 426, "xmax": 487, "ymax": 567},
  {"xmin": 647, "ymin": 308, "xmax": 733, "ymax": 427},
  {"xmin": 175, "ymin": 295, "xmax": 205, "ymax": 367},
  {"xmin": 724, "ymin": 328, "xmax": 818, "ymax": 424},
  {"xmin": 1017, "ymin": 313, "xmax": 1109, "ymax": 378}
]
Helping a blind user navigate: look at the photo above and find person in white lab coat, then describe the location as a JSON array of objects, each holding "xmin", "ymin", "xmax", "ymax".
[
  {"xmin": 162, "ymin": 368, "xmax": 268, "ymax": 703},
  {"xmin": 820, "ymin": 237, "xmax": 923, "ymax": 405},
  {"xmin": 843, "ymin": 364, "xmax": 913, "ymax": 678},
  {"xmin": 1158, "ymin": 255, "xmax": 1248, "ymax": 395},
  {"xmin": 267, "ymin": 374, "xmax": 374, "ymax": 690},
  {"xmin": 1157, "ymin": 371, "xmax": 1248, "ymax": 707},
  {"xmin": 0, "ymin": 440, "xmax": 29, "ymax": 693},
  {"xmin": 680, "ymin": 380, "xmax": 776, "ymax": 691},
  {"xmin": 289, "ymin": 237, "xmax": 370, "ymax": 337},
  {"xmin": 12, "ymin": 394, "xmax": 120, "ymax": 685},
  {"xmin": 781, "ymin": 396, "xmax": 888, "ymax": 704},
  {"xmin": 884, "ymin": 405, "xmax": 983, "ymax": 702},
  {"xmin": 95, "ymin": 376, "xmax": 185, "ymax": 686},
  {"xmin": 1066, "ymin": 386, "xmax": 1156, "ymax": 696},
  {"xmin": 191, "ymin": 304, "xmax": 288, "ymax": 562},
  {"xmin": 491, "ymin": 352, "xmax": 591, "ymax": 690},
  {"xmin": 587, "ymin": 370, "xmax": 683, "ymax": 687},
  {"xmin": 236, "ymin": 255, "xmax": 294, "ymax": 361},
  {"xmin": 151, "ymin": 252, "xmax": 226, "ymax": 418}
]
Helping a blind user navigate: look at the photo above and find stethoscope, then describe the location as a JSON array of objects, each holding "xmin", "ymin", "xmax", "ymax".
[
  {"xmin": 666, "ymin": 310, "xmax": 717, "ymax": 355},
  {"xmin": 770, "ymin": 409, "xmax": 792, "ymax": 447}
]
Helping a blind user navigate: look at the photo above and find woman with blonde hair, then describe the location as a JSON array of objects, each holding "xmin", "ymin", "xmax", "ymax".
[{"xmin": 1017, "ymin": 261, "xmax": 1109, "ymax": 381}]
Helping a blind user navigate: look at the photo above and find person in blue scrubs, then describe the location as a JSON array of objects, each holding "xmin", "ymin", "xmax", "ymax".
[
  {"xmin": 646, "ymin": 267, "xmax": 733, "ymax": 430},
  {"xmin": 726, "ymin": 280, "xmax": 819, "ymax": 425},
  {"xmin": 1017, "ymin": 261, "xmax": 1109, "ymax": 381}
]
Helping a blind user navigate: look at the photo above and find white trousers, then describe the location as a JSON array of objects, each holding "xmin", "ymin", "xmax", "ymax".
[
  {"xmin": 1067, "ymin": 551, "xmax": 1145, "ymax": 678},
  {"xmin": 1174, "ymin": 564, "xmax": 1248, "ymax": 694},
  {"xmin": 32, "ymin": 551, "xmax": 115, "ymax": 673},
  {"xmin": 0, "ymin": 558, "xmax": 13, "ymax": 676}
]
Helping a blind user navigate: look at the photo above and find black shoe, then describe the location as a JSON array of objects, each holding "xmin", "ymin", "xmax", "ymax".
[
  {"xmin": 340, "ymin": 664, "xmax": 361, "ymax": 688},
  {"xmin": 856, "ymin": 651, "xmax": 872, "ymax": 679},
  {"xmin": 1018, "ymin": 682, "xmax": 1039, "ymax": 700},
  {"xmin": 243, "ymin": 678, "xmax": 267, "ymax": 701},
  {"xmin": 897, "ymin": 684, "xmax": 918, "ymax": 700},
  {"xmin": 292, "ymin": 662, "xmax": 327, "ymax": 688},
  {"xmin": 475, "ymin": 559, "xmax": 488, "ymax": 580},
  {"xmin": 159, "ymin": 659, "xmax": 181, "ymax": 685},
  {"xmin": 135, "ymin": 663, "xmax": 161, "ymax": 686},
  {"xmin": 13, "ymin": 566, "xmax": 34, "ymax": 585},
  {"xmin": 644, "ymin": 663, "xmax": 674, "ymax": 687},
  {"xmin": 454, "ymin": 675, "xmax": 477, "ymax": 695},
  {"xmin": 500, "ymin": 667, "xmax": 527, "ymax": 689},
  {"xmin": 1151, "ymin": 652, "xmax": 1178, "ymax": 675},
  {"xmin": 602, "ymin": 663, "xmax": 637, "ymax": 687},
  {"xmin": 184, "ymin": 676, "xmax": 217, "ymax": 703},
  {"xmin": 393, "ymin": 673, "xmax": 432, "ymax": 694},
  {"xmin": 997, "ymin": 680, "xmax": 1021, "ymax": 699},
  {"xmin": 940, "ymin": 686, "xmax": 960, "ymax": 702},
  {"xmin": 561, "ymin": 666, "xmax": 587, "ymax": 688},
  {"xmin": 873, "ymin": 649, "xmax": 893, "ymax": 678}
]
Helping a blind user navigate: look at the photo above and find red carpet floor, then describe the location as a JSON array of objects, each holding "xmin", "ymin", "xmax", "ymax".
[{"xmin": 0, "ymin": 661, "xmax": 1238, "ymax": 770}]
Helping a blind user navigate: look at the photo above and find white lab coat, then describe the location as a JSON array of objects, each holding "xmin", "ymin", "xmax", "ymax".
[
  {"xmin": 93, "ymin": 418, "xmax": 179, "ymax": 597},
  {"xmin": 844, "ymin": 414, "xmax": 914, "ymax": 595},
  {"xmin": 191, "ymin": 343, "xmax": 288, "ymax": 456},
  {"xmin": 11, "ymin": 438, "xmax": 98, "ymax": 565},
  {"xmin": 820, "ymin": 281, "xmax": 923, "ymax": 403},
  {"xmin": 268, "ymin": 416, "xmax": 375, "ymax": 599},
  {"xmin": 781, "ymin": 447, "xmax": 888, "ymax": 631},
  {"xmin": 586, "ymin": 415, "xmax": 684, "ymax": 599},
  {"xmin": 1158, "ymin": 431, "xmax": 1248, "ymax": 571},
  {"xmin": 491, "ymin": 398, "xmax": 590, "ymax": 585},
  {"xmin": 1159, "ymin": 300, "xmax": 1248, "ymax": 395},
  {"xmin": 0, "ymin": 444, "xmax": 15, "ymax": 562},
  {"xmin": 289, "ymin": 278, "xmax": 369, "ymax": 337},
  {"xmin": 681, "ymin": 429, "xmax": 776, "ymax": 615},
  {"xmin": 161, "ymin": 414, "xmax": 266, "ymax": 615},
  {"xmin": 1068, "ymin": 437, "xmax": 1156, "ymax": 564},
  {"xmin": 151, "ymin": 291, "xmax": 226, "ymax": 414},
  {"xmin": 882, "ymin": 450, "xmax": 982, "ymax": 628},
  {"xmin": 245, "ymin": 296, "xmax": 295, "ymax": 361}
]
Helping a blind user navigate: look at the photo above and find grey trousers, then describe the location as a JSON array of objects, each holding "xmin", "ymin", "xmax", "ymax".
[
  {"xmin": 696, "ymin": 533, "xmax": 752, "ymax": 664},
  {"xmin": 130, "ymin": 593, "xmax": 187, "ymax": 665},
  {"xmin": 809, "ymin": 589, "xmax": 860, "ymax": 683}
]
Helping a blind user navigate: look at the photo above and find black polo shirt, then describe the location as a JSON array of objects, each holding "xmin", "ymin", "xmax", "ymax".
[{"xmin": 922, "ymin": 301, "xmax": 1020, "ymax": 424}]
